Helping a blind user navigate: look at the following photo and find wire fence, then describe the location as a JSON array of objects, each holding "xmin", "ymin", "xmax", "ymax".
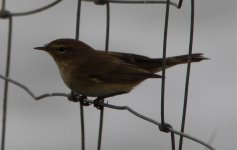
[{"xmin": 0, "ymin": 0, "xmax": 215, "ymax": 150}]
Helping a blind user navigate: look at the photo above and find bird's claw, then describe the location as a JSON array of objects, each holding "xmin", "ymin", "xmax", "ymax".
[
  {"xmin": 68, "ymin": 92, "xmax": 90, "ymax": 106},
  {"xmin": 80, "ymin": 97, "xmax": 90, "ymax": 106},
  {"xmin": 68, "ymin": 92, "xmax": 80, "ymax": 102},
  {"xmin": 93, "ymin": 98, "xmax": 104, "ymax": 110}
]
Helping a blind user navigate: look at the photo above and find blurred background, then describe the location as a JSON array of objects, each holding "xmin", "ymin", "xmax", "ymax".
[{"xmin": 0, "ymin": 0, "xmax": 236, "ymax": 150}]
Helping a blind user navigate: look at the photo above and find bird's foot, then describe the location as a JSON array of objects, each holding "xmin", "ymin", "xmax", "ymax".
[
  {"xmin": 68, "ymin": 92, "xmax": 90, "ymax": 106},
  {"xmin": 93, "ymin": 97, "xmax": 104, "ymax": 110},
  {"xmin": 79, "ymin": 96, "xmax": 90, "ymax": 106},
  {"xmin": 68, "ymin": 91, "xmax": 80, "ymax": 102},
  {"xmin": 159, "ymin": 122, "xmax": 173, "ymax": 133}
]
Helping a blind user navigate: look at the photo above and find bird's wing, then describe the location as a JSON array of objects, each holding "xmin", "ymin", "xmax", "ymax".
[
  {"xmin": 91, "ymin": 62, "xmax": 162, "ymax": 83},
  {"xmin": 107, "ymin": 51, "xmax": 153, "ymax": 63},
  {"xmin": 105, "ymin": 51, "xmax": 163, "ymax": 72},
  {"xmin": 79, "ymin": 51, "xmax": 161, "ymax": 83}
]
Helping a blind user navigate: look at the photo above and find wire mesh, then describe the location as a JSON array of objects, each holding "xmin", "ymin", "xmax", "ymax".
[{"xmin": 0, "ymin": 0, "xmax": 216, "ymax": 150}]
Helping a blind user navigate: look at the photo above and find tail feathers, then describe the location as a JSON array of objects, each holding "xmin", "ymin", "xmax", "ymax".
[
  {"xmin": 148, "ymin": 73, "xmax": 162, "ymax": 78},
  {"xmin": 147, "ymin": 53, "xmax": 208, "ymax": 73},
  {"xmin": 106, "ymin": 51, "xmax": 207, "ymax": 73},
  {"xmin": 166, "ymin": 53, "xmax": 208, "ymax": 65}
]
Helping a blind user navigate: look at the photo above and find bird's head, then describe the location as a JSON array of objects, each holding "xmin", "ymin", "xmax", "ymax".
[{"xmin": 34, "ymin": 38, "xmax": 94, "ymax": 63}]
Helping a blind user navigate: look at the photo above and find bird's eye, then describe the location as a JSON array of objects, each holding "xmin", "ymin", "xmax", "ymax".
[{"xmin": 58, "ymin": 47, "xmax": 66, "ymax": 53}]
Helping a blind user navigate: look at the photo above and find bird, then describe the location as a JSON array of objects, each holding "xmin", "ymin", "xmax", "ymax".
[{"xmin": 34, "ymin": 38, "xmax": 207, "ymax": 102}]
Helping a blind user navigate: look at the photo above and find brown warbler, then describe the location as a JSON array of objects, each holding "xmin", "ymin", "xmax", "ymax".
[{"xmin": 34, "ymin": 38, "xmax": 207, "ymax": 100}]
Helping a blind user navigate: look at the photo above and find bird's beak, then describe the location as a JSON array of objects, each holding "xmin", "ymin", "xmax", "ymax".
[{"xmin": 34, "ymin": 47, "xmax": 45, "ymax": 50}]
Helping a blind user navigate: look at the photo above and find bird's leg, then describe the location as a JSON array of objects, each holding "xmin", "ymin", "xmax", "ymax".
[
  {"xmin": 93, "ymin": 97, "xmax": 104, "ymax": 110},
  {"xmin": 68, "ymin": 91, "xmax": 90, "ymax": 106},
  {"xmin": 79, "ymin": 96, "xmax": 90, "ymax": 106},
  {"xmin": 68, "ymin": 91, "xmax": 80, "ymax": 102}
]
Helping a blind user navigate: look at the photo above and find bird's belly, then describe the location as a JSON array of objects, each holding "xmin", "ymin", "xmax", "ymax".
[
  {"xmin": 59, "ymin": 69, "xmax": 137, "ymax": 97},
  {"xmin": 66, "ymin": 79, "xmax": 133, "ymax": 97}
]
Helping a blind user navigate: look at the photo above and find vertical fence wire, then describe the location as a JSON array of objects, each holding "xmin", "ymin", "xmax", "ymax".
[
  {"xmin": 79, "ymin": 102, "xmax": 85, "ymax": 150},
  {"xmin": 178, "ymin": 0, "xmax": 195, "ymax": 149},
  {"xmin": 97, "ymin": 3, "xmax": 110, "ymax": 150},
  {"xmin": 105, "ymin": 2, "xmax": 110, "ymax": 52},
  {"xmin": 76, "ymin": 0, "xmax": 81, "ymax": 40},
  {"xmin": 160, "ymin": 0, "xmax": 170, "ymax": 127},
  {"xmin": 177, "ymin": 0, "xmax": 183, "ymax": 9},
  {"xmin": 1, "ymin": 0, "xmax": 5, "ymax": 11},
  {"xmin": 171, "ymin": 132, "xmax": 176, "ymax": 150},
  {"xmin": 75, "ymin": 0, "xmax": 85, "ymax": 150},
  {"xmin": 160, "ymin": 1, "xmax": 177, "ymax": 149},
  {"xmin": 97, "ymin": 105, "xmax": 104, "ymax": 150},
  {"xmin": 1, "ymin": 16, "xmax": 12, "ymax": 150}
]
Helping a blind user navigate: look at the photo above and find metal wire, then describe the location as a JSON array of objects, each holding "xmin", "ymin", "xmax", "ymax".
[
  {"xmin": 74, "ymin": 0, "xmax": 85, "ymax": 150},
  {"xmin": 0, "ymin": 1, "xmax": 62, "ymax": 18},
  {"xmin": 97, "ymin": 3, "xmax": 111, "ymax": 150},
  {"xmin": 79, "ymin": 101, "xmax": 85, "ymax": 150},
  {"xmin": 0, "ymin": 74, "xmax": 216, "ymax": 150},
  {"xmin": 160, "ymin": 0, "xmax": 170, "ymax": 128},
  {"xmin": 76, "ymin": 0, "xmax": 82, "ymax": 40},
  {"xmin": 177, "ymin": 0, "xmax": 183, "ymax": 8},
  {"xmin": 105, "ymin": 2, "xmax": 110, "ymax": 52},
  {"xmin": 0, "ymin": 74, "xmax": 68, "ymax": 99},
  {"xmin": 94, "ymin": 102, "xmax": 215, "ymax": 150},
  {"xmin": 84, "ymin": 0, "xmax": 179, "ymax": 8},
  {"xmin": 97, "ymin": 101, "xmax": 104, "ymax": 150},
  {"xmin": 1, "ymin": 16, "xmax": 12, "ymax": 150},
  {"xmin": 11, "ymin": 0, "xmax": 62, "ymax": 17},
  {"xmin": 171, "ymin": 132, "xmax": 176, "ymax": 150},
  {"xmin": 1, "ymin": 0, "xmax": 6, "ymax": 12},
  {"xmin": 178, "ymin": 0, "xmax": 195, "ymax": 149}
]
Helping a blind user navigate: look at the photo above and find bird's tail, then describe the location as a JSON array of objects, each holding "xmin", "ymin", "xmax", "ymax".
[
  {"xmin": 148, "ymin": 53, "xmax": 208, "ymax": 73},
  {"xmin": 107, "ymin": 51, "xmax": 207, "ymax": 73},
  {"xmin": 165, "ymin": 53, "xmax": 208, "ymax": 66}
]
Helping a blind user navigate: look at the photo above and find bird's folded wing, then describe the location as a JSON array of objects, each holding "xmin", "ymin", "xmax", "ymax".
[
  {"xmin": 88, "ymin": 62, "xmax": 161, "ymax": 83},
  {"xmin": 78, "ymin": 51, "xmax": 161, "ymax": 83},
  {"xmin": 107, "ymin": 51, "xmax": 153, "ymax": 63},
  {"xmin": 106, "ymin": 51, "xmax": 163, "ymax": 72}
]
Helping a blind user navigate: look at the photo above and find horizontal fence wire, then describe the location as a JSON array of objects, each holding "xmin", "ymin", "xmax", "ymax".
[
  {"xmin": 0, "ymin": 74, "xmax": 216, "ymax": 150},
  {"xmin": 0, "ymin": 0, "xmax": 62, "ymax": 18},
  {"xmin": 10, "ymin": 0, "xmax": 62, "ymax": 17},
  {"xmin": 84, "ymin": 0, "xmax": 179, "ymax": 7}
]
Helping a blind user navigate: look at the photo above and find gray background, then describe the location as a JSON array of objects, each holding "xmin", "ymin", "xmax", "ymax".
[{"xmin": 0, "ymin": 0, "xmax": 236, "ymax": 150}]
